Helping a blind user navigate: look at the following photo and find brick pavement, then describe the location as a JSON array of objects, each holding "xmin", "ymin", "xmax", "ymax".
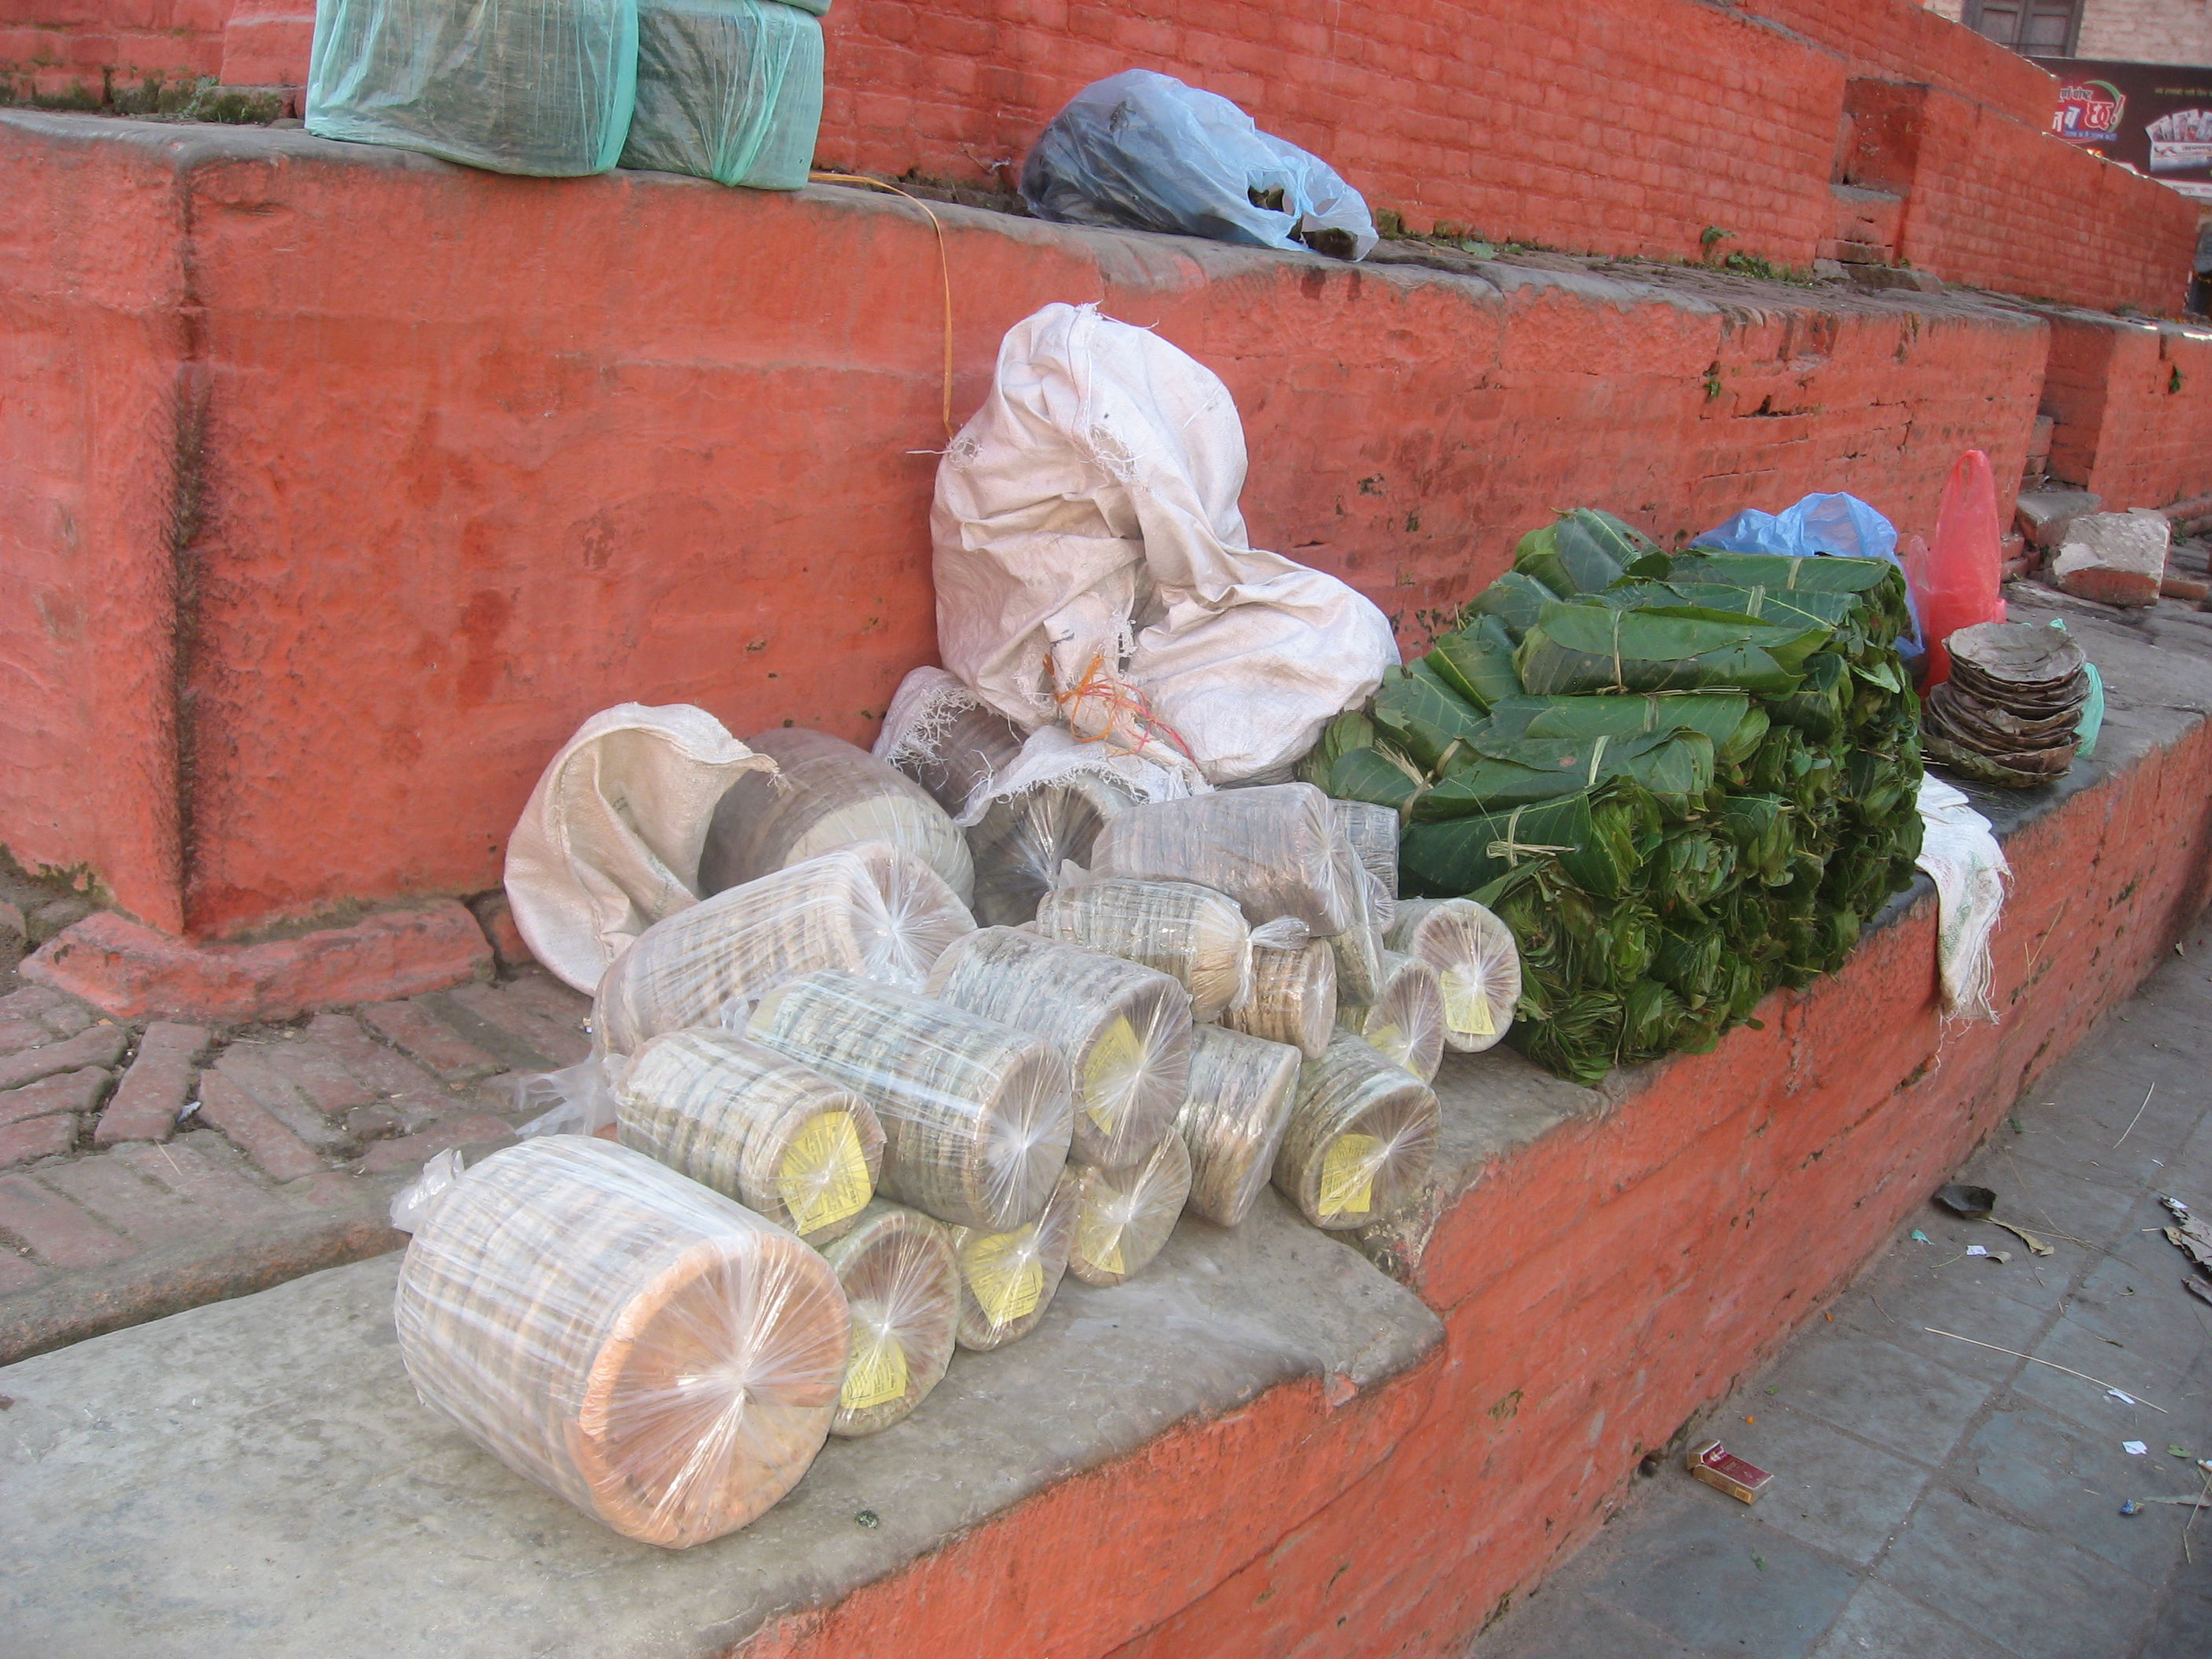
[
  {"xmin": 1472, "ymin": 912, "xmax": 2212, "ymax": 1659},
  {"xmin": 0, "ymin": 937, "xmax": 591, "ymax": 1364}
]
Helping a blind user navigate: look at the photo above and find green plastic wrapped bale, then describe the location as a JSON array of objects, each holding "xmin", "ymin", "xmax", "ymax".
[
  {"xmin": 1424, "ymin": 614, "xmax": 1524, "ymax": 711},
  {"xmin": 621, "ymin": 0, "xmax": 826, "ymax": 189},
  {"xmin": 1371, "ymin": 663, "xmax": 1487, "ymax": 773},
  {"xmin": 1470, "ymin": 570, "xmax": 1562, "ymax": 641},
  {"xmin": 1401, "ymin": 782, "xmax": 1657, "ymax": 901},
  {"xmin": 1513, "ymin": 508, "xmax": 1657, "ymax": 597},
  {"xmin": 1416, "ymin": 730, "xmax": 1715, "ymax": 825},
  {"xmin": 307, "ymin": 0, "xmax": 638, "ymax": 175},
  {"xmin": 1483, "ymin": 691, "xmax": 1767, "ymax": 772},
  {"xmin": 1514, "ymin": 602, "xmax": 1832, "ymax": 698}
]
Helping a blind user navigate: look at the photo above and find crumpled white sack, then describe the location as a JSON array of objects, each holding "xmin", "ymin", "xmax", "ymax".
[
  {"xmin": 931, "ymin": 302, "xmax": 1399, "ymax": 785},
  {"xmin": 1915, "ymin": 775, "xmax": 2009, "ymax": 1023},
  {"xmin": 504, "ymin": 704, "xmax": 775, "ymax": 993}
]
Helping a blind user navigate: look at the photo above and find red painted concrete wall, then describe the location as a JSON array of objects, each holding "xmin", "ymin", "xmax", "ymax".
[
  {"xmin": 2041, "ymin": 310, "xmax": 2212, "ymax": 509},
  {"xmin": 0, "ymin": 124, "xmax": 189, "ymax": 930},
  {"xmin": 0, "ymin": 115, "xmax": 2048, "ymax": 937},
  {"xmin": 741, "ymin": 716, "xmax": 2212, "ymax": 1659}
]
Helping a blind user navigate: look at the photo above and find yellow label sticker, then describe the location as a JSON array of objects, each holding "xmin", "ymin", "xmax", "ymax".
[
  {"xmin": 1441, "ymin": 966, "xmax": 1495, "ymax": 1038},
  {"xmin": 1078, "ymin": 1202, "xmax": 1126, "ymax": 1279},
  {"xmin": 840, "ymin": 1327, "xmax": 910, "ymax": 1413},
  {"xmin": 965, "ymin": 1229, "xmax": 1045, "ymax": 1328},
  {"xmin": 779, "ymin": 1111, "xmax": 872, "ymax": 1237},
  {"xmin": 1367, "ymin": 1020, "xmax": 1406, "ymax": 1069},
  {"xmin": 1318, "ymin": 1133, "xmax": 1382, "ymax": 1218},
  {"xmin": 1082, "ymin": 1016, "xmax": 1146, "ymax": 1133}
]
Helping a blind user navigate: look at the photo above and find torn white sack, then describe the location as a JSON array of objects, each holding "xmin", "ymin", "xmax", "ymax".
[{"xmin": 1914, "ymin": 775, "xmax": 2009, "ymax": 1023}]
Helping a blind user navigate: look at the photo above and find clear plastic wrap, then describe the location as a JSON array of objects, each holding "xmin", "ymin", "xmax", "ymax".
[
  {"xmin": 748, "ymin": 970, "xmax": 1072, "ymax": 1232},
  {"xmin": 1330, "ymin": 799, "xmax": 1400, "ymax": 932},
  {"xmin": 1174, "ymin": 1025, "xmax": 1302, "ymax": 1226},
  {"xmin": 965, "ymin": 775, "xmax": 1138, "ymax": 926},
  {"xmin": 1273, "ymin": 1035, "xmax": 1439, "ymax": 1231},
  {"xmin": 1087, "ymin": 783, "xmax": 1357, "ymax": 935},
  {"xmin": 306, "ymin": 0, "xmax": 637, "ymax": 177},
  {"xmin": 925, "ymin": 928, "xmax": 1192, "ymax": 1170},
  {"xmin": 619, "ymin": 0, "xmax": 824, "ymax": 190},
  {"xmin": 949, "ymin": 1168, "xmax": 1081, "ymax": 1350},
  {"xmin": 702, "ymin": 729, "xmax": 975, "ymax": 905},
  {"xmin": 392, "ymin": 1137, "xmax": 848, "ymax": 1548},
  {"xmin": 875, "ymin": 667, "xmax": 1027, "ymax": 819},
  {"xmin": 615, "ymin": 1030, "xmax": 885, "ymax": 1245},
  {"xmin": 1324, "ymin": 838, "xmax": 1384, "ymax": 1005},
  {"xmin": 1068, "ymin": 1131, "xmax": 1191, "ymax": 1287},
  {"xmin": 1338, "ymin": 950, "xmax": 1445, "ymax": 1084},
  {"xmin": 1031, "ymin": 877, "xmax": 1254, "ymax": 1023},
  {"xmin": 1221, "ymin": 939, "xmax": 1337, "ymax": 1060},
  {"xmin": 817, "ymin": 1200, "xmax": 961, "ymax": 1438},
  {"xmin": 594, "ymin": 842, "xmax": 976, "ymax": 1056},
  {"xmin": 1386, "ymin": 898, "xmax": 1522, "ymax": 1053}
]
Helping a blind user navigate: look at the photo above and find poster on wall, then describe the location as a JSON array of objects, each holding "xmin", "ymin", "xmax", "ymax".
[{"xmin": 2032, "ymin": 57, "xmax": 2212, "ymax": 202}]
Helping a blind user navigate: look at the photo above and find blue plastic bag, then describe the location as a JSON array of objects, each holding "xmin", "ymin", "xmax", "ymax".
[
  {"xmin": 1694, "ymin": 492, "xmax": 1926, "ymax": 669},
  {"xmin": 1020, "ymin": 70, "xmax": 1378, "ymax": 261}
]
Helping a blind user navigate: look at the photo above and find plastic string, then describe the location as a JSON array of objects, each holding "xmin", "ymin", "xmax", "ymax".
[
  {"xmin": 808, "ymin": 172, "xmax": 956, "ymax": 438},
  {"xmin": 1050, "ymin": 651, "xmax": 1199, "ymax": 764}
]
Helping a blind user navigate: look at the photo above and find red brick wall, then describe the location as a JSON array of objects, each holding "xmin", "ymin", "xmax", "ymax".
[
  {"xmin": 0, "ymin": 0, "xmax": 229, "ymax": 100},
  {"xmin": 0, "ymin": 112, "xmax": 2045, "ymax": 939},
  {"xmin": 2041, "ymin": 309, "xmax": 2212, "ymax": 508},
  {"xmin": 1896, "ymin": 85, "xmax": 2199, "ymax": 316},
  {"xmin": 1745, "ymin": 0, "xmax": 2059, "ymax": 130}
]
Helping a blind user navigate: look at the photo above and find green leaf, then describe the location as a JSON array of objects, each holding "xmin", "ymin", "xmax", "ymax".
[
  {"xmin": 1514, "ymin": 602, "xmax": 1832, "ymax": 698},
  {"xmin": 1425, "ymin": 614, "xmax": 1524, "ymax": 710},
  {"xmin": 1371, "ymin": 665, "xmax": 1485, "ymax": 773},
  {"xmin": 1469, "ymin": 569, "xmax": 1562, "ymax": 641},
  {"xmin": 1325, "ymin": 745, "xmax": 1429, "ymax": 812}
]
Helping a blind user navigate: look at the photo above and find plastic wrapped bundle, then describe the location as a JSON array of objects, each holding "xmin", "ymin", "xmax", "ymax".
[
  {"xmin": 949, "ymin": 1169, "xmax": 1081, "ymax": 1350},
  {"xmin": 1331, "ymin": 800, "xmax": 1399, "ymax": 930},
  {"xmin": 620, "ymin": 0, "xmax": 825, "ymax": 191},
  {"xmin": 393, "ymin": 1137, "xmax": 848, "ymax": 1547},
  {"xmin": 1174, "ymin": 1025, "xmax": 1302, "ymax": 1226},
  {"xmin": 1386, "ymin": 899, "xmax": 1520, "ymax": 1053},
  {"xmin": 1338, "ymin": 951, "xmax": 1445, "ymax": 1083},
  {"xmin": 817, "ymin": 1201, "xmax": 960, "ymax": 1438},
  {"xmin": 1325, "ymin": 839, "xmax": 1385, "ymax": 1005},
  {"xmin": 1221, "ymin": 940, "xmax": 1336, "ymax": 1059},
  {"xmin": 749, "ymin": 971, "xmax": 1071, "ymax": 1232},
  {"xmin": 1089, "ymin": 783, "xmax": 1356, "ymax": 935},
  {"xmin": 306, "ymin": 0, "xmax": 637, "ymax": 177},
  {"xmin": 615, "ymin": 1030, "xmax": 884, "ymax": 1245},
  {"xmin": 1032, "ymin": 877, "xmax": 1253, "ymax": 1022},
  {"xmin": 595, "ymin": 842, "xmax": 976, "ymax": 1055},
  {"xmin": 876, "ymin": 668, "xmax": 1027, "ymax": 818},
  {"xmin": 1273, "ymin": 1036, "xmax": 1438, "ymax": 1231},
  {"xmin": 925, "ymin": 928, "xmax": 1192, "ymax": 1170},
  {"xmin": 965, "ymin": 775, "xmax": 1137, "ymax": 926},
  {"xmin": 1068, "ymin": 1133, "xmax": 1191, "ymax": 1287},
  {"xmin": 702, "ymin": 730, "xmax": 974, "ymax": 905}
]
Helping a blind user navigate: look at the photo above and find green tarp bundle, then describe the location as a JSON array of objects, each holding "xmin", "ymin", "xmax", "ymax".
[{"xmin": 1300, "ymin": 507, "xmax": 1924, "ymax": 1086}]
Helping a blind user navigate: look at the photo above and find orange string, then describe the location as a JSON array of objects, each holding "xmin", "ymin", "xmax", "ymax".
[
  {"xmin": 1049, "ymin": 652, "xmax": 1196, "ymax": 763},
  {"xmin": 808, "ymin": 171, "xmax": 956, "ymax": 438}
]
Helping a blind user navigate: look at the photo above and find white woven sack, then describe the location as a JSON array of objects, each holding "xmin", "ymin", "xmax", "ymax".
[
  {"xmin": 932, "ymin": 302, "xmax": 1399, "ymax": 784},
  {"xmin": 505, "ymin": 704, "xmax": 775, "ymax": 993}
]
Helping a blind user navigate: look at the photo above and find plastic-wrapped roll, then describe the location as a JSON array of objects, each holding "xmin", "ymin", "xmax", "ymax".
[
  {"xmin": 1386, "ymin": 898, "xmax": 1521, "ymax": 1053},
  {"xmin": 702, "ymin": 729, "xmax": 975, "ymax": 904},
  {"xmin": 1031, "ymin": 877, "xmax": 1253, "ymax": 1022},
  {"xmin": 925, "ymin": 928, "xmax": 1192, "ymax": 1171},
  {"xmin": 1174, "ymin": 1025, "xmax": 1302, "ymax": 1227},
  {"xmin": 749, "ymin": 971, "xmax": 1071, "ymax": 1232},
  {"xmin": 1088, "ymin": 783, "xmax": 1357, "ymax": 935},
  {"xmin": 595, "ymin": 842, "xmax": 976, "ymax": 1056},
  {"xmin": 1324, "ymin": 839, "xmax": 1384, "ymax": 1006},
  {"xmin": 394, "ymin": 1137, "xmax": 848, "ymax": 1548},
  {"xmin": 817, "ymin": 1201, "xmax": 960, "ymax": 1438},
  {"xmin": 1330, "ymin": 799, "xmax": 1400, "ymax": 931},
  {"xmin": 965, "ymin": 775, "xmax": 1138, "ymax": 926},
  {"xmin": 1068, "ymin": 1132, "xmax": 1192, "ymax": 1287},
  {"xmin": 1273, "ymin": 1035, "xmax": 1438, "ymax": 1231},
  {"xmin": 949, "ymin": 1168, "xmax": 1081, "ymax": 1350},
  {"xmin": 1338, "ymin": 951, "xmax": 1445, "ymax": 1084},
  {"xmin": 1221, "ymin": 940, "xmax": 1337, "ymax": 1060},
  {"xmin": 615, "ymin": 1030, "xmax": 884, "ymax": 1246}
]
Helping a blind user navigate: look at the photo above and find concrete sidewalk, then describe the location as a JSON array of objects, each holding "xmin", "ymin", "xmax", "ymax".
[{"xmin": 1474, "ymin": 913, "xmax": 2212, "ymax": 1658}]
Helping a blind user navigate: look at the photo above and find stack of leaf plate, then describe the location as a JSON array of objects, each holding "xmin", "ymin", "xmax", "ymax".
[{"xmin": 1921, "ymin": 622, "xmax": 2086, "ymax": 788}]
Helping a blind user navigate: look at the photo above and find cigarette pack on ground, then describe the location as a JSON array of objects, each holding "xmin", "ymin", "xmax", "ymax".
[{"xmin": 1687, "ymin": 1441, "xmax": 1772, "ymax": 1503}]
